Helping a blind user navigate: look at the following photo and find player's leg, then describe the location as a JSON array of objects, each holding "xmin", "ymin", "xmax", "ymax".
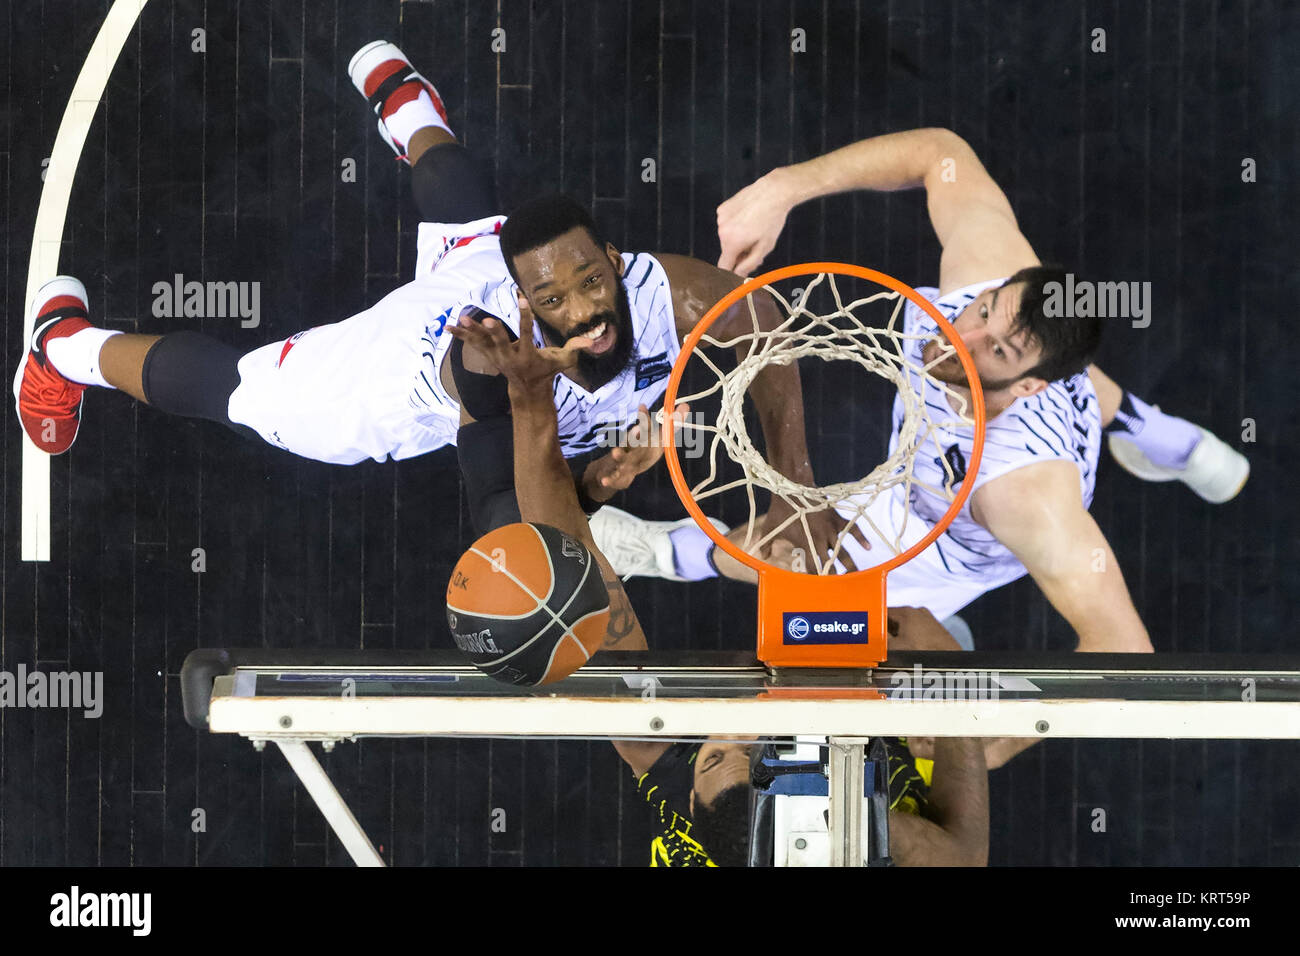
[
  {"xmin": 348, "ymin": 40, "xmax": 453, "ymax": 167},
  {"xmin": 1088, "ymin": 364, "xmax": 1249, "ymax": 503},
  {"xmin": 98, "ymin": 332, "xmax": 160, "ymax": 401},
  {"xmin": 349, "ymin": 41, "xmax": 499, "ymax": 224},
  {"xmin": 14, "ymin": 276, "xmax": 258, "ymax": 454}
]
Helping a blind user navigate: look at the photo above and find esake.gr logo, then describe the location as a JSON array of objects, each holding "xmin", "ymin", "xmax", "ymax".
[{"xmin": 782, "ymin": 611, "xmax": 871, "ymax": 645}]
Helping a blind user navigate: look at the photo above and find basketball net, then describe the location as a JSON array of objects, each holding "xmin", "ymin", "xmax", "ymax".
[{"xmin": 663, "ymin": 263, "xmax": 985, "ymax": 667}]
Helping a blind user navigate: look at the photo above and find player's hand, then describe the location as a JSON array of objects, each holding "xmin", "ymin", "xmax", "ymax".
[
  {"xmin": 716, "ymin": 168, "xmax": 799, "ymax": 277},
  {"xmin": 582, "ymin": 403, "xmax": 692, "ymax": 501},
  {"xmin": 445, "ymin": 293, "xmax": 591, "ymax": 389},
  {"xmin": 761, "ymin": 500, "xmax": 872, "ymax": 573}
]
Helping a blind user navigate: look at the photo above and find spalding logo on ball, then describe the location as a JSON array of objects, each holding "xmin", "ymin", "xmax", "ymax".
[{"xmin": 445, "ymin": 523, "xmax": 610, "ymax": 686}]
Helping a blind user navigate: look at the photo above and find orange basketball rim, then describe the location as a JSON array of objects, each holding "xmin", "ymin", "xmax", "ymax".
[{"xmin": 662, "ymin": 262, "xmax": 986, "ymax": 668}]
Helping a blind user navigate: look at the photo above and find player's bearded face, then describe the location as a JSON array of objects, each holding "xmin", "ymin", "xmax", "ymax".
[
  {"xmin": 535, "ymin": 280, "xmax": 635, "ymax": 388},
  {"xmin": 921, "ymin": 292, "xmax": 1038, "ymax": 393},
  {"xmin": 923, "ymin": 336, "xmax": 1023, "ymax": 393}
]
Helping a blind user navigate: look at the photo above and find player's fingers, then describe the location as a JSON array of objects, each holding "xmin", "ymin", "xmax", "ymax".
[
  {"xmin": 631, "ymin": 441, "xmax": 663, "ymax": 468},
  {"xmin": 479, "ymin": 317, "xmax": 515, "ymax": 351},
  {"xmin": 515, "ymin": 291, "xmax": 535, "ymax": 344},
  {"xmin": 835, "ymin": 541, "xmax": 860, "ymax": 573},
  {"xmin": 558, "ymin": 333, "xmax": 597, "ymax": 356},
  {"xmin": 537, "ymin": 345, "xmax": 583, "ymax": 370},
  {"xmin": 632, "ymin": 404, "xmax": 651, "ymax": 446},
  {"xmin": 447, "ymin": 313, "xmax": 494, "ymax": 349},
  {"xmin": 849, "ymin": 521, "xmax": 873, "ymax": 552},
  {"xmin": 717, "ymin": 231, "xmax": 745, "ymax": 272},
  {"xmin": 736, "ymin": 247, "xmax": 764, "ymax": 278},
  {"xmin": 767, "ymin": 539, "xmax": 796, "ymax": 570},
  {"xmin": 451, "ymin": 311, "xmax": 486, "ymax": 335}
]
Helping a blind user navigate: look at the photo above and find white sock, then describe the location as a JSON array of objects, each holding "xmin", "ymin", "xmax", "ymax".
[
  {"xmin": 45, "ymin": 327, "xmax": 122, "ymax": 388},
  {"xmin": 385, "ymin": 91, "xmax": 452, "ymax": 148}
]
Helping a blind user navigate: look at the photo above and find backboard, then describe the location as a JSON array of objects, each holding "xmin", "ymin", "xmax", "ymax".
[
  {"xmin": 183, "ymin": 648, "xmax": 1300, "ymax": 866},
  {"xmin": 186, "ymin": 648, "xmax": 1300, "ymax": 741}
]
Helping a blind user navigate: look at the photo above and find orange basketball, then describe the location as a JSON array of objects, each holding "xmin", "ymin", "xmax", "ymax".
[{"xmin": 445, "ymin": 523, "xmax": 610, "ymax": 686}]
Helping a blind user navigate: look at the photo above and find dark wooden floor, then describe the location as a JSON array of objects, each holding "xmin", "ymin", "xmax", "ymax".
[{"xmin": 1, "ymin": 0, "xmax": 1297, "ymax": 865}]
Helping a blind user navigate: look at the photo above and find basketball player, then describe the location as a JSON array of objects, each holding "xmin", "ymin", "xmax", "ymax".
[
  {"xmin": 12, "ymin": 41, "xmax": 848, "ymax": 564},
  {"xmin": 453, "ymin": 295, "xmax": 987, "ymax": 866},
  {"xmin": 447, "ymin": 280, "xmax": 746, "ymax": 863},
  {"xmin": 613, "ymin": 610, "xmax": 990, "ymax": 867},
  {"xmin": 602, "ymin": 128, "xmax": 1250, "ymax": 658}
]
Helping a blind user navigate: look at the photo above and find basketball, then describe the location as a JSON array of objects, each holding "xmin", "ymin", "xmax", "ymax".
[{"xmin": 445, "ymin": 523, "xmax": 610, "ymax": 686}]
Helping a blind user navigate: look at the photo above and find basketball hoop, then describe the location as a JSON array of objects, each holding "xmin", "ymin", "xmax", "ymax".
[{"xmin": 662, "ymin": 263, "xmax": 986, "ymax": 668}]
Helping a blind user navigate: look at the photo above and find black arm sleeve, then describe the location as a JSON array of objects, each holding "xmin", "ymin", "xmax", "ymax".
[
  {"xmin": 448, "ymin": 331, "xmax": 512, "ymax": 420},
  {"xmin": 458, "ymin": 419, "xmax": 607, "ymax": 533},
  {"xmin": 458, "ymin": 423, "xmax": 609, "ymax": 535},
  {"xmin": 457, "ymin": 417, "xmax": 523, "ymax": 534}
]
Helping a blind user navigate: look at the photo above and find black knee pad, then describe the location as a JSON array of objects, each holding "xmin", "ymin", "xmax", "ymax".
[
  {"xmin": 410, "ymin": 142, "xmax": 499, "ymax": 223},
  {"xmin": 140, "ymin": 331, "xmax": 257, "ymax": 439}
]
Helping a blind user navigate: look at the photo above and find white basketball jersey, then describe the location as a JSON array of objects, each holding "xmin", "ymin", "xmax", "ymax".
[
  {"xmin": 459, "ymin": 251, "xmax": 680, "ymax": 457},
  {"xmin": 230, "ymin": 217, "xmax": 678, "ymax": 466},
  {"xmin": 893, "ymin": 279, "xmax": 1102, "ymax": 576}
]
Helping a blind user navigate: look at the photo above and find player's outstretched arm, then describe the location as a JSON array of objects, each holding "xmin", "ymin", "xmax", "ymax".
[
  {"xmin": 654, "ymin": 253, "xmax": 870, "ymax": 568},
  {"xmin": 889, "ymin": 736, "xmax": 989, "ymax": 867},
  {"xmin": 717, "ymin": 129, "xmax": 949, "ymax": 275},
  {"xmin": 447, "ymin": 298, "xmax": 649, "ymax": 651},
  {"xmin": 655, "ymin": 254, "xmax": 813, "ymax": 483},
  {"xmin": 971, "ymin": 462, "xmax": 1153, "ymax": 653},
  {"xmin": 716, "ymin": 128, "xmax": 1038, "ymax": 294}
]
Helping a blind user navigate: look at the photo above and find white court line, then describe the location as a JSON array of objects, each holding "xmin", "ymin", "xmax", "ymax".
[{"xmin": 20, "ymin": 0, "xmax": 150, "ymax": 561}]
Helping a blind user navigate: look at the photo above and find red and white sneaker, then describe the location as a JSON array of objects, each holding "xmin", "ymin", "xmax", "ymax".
[
  {"xmin": 348, "ymin": 40, "xmax": 450, "ymax": 165},
  {"xmin": 12, "ymin": 276, "xmax": 93, "ymax": 455}
]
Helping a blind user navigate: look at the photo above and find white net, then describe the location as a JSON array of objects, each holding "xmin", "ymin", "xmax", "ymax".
[{"xmin": 671, "ymin": 272, "xmax": 978, "ymax": 574}]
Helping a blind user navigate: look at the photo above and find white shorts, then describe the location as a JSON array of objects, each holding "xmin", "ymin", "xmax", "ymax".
[
  {"xmin": 225, "ymin": 216, "xmax": 508, "ymax": 465},
  {"xmin": 833, "ymin": 485, "xmax": 1028, "ymax": 620}
]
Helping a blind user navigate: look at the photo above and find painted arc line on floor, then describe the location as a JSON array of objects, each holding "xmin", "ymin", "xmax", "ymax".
[{"xmin": 21, "ymin": 0, "xmax": 150, "ymax": 561}]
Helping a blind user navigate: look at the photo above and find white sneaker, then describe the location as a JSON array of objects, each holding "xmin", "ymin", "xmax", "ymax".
[
  {"xmin": 589, "ymin": 506, "xmax": 729, "ymax": 581},
  {"xmin": 1107, "ymin": 422, "xmax": 1249, "ymax": 504}
]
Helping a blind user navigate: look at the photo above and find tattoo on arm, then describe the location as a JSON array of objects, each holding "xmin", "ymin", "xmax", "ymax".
[{"xmin": 599, "ymin": 570, "xmax": 646, "ymax": 650}]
